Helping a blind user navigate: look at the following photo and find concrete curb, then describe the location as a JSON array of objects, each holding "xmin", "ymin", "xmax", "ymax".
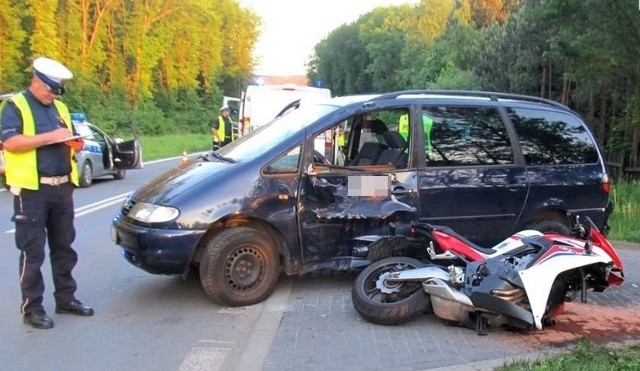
[{"xmin": 232, "ymin": 278, "xmax": 293, "ymax": 371}]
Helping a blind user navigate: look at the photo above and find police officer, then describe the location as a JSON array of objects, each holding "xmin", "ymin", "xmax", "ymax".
[
  {"xmin": 212, "ymin": 105, "xmax": 235, "ymax": 150},
  {"xmin": 0, "ymin": 57, "xmax": 94, "ymax": 330},
  {"xmin": 398, "ymin": 112, "xmax": 434, "ymax": 156}
]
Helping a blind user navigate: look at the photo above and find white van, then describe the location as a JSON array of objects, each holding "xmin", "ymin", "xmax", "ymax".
[{"xmin": 237, "ymin": 84, "xmax": 331, "ymax": 132}]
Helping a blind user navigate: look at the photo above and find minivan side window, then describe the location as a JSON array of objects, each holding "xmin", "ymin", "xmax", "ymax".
[
  {"xmin": 422, "ymin": 106, "xmax": 513, "ymax": 166},
  {"xmin": 313, "ymin": 108, "xmax": 410, "ymax": 169},
  {"xmin": 264, "ymin": 146, "xmax": 301, "ymax": 174},
  {"xmin": 507, "ymin": 107, "xmax": 599, "ymax": 165}
]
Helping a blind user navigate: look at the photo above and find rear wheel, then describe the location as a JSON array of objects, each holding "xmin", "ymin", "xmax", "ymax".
[
  {"xmin": 352, "ymin": 257, "xmax": 430, "ymax": 325},
  {"xmin": 523, "ymin": 216, "xmax": 570, "ymax": 235},
  {"xmin": 199, "ymin": 227, "xmax": 280, "ymax": 307},
  {"xmin": 79, "ymin": 161, "xmax": 92, "ymax": 187}
]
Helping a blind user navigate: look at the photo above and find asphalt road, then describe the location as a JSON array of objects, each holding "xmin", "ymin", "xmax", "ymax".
[
  {"xmin": 1, "ymin": 155, "xmax": 639, "ymax": 371},
  {"xmin": 0, "ymin": 154, "xmax": 270, "ymax": 371}
]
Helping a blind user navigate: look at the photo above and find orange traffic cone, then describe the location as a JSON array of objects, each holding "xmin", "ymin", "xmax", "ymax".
[{"xmin": 181, "ymin": 150, "xmax": 188, "ymax": 164}]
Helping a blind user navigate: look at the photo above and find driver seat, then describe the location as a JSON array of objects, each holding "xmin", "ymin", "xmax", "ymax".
[
  {"xmin": 349, "ymin": 142, "xmax": 386, "ymax": 166},
  {"xmin": 376, "ymin": 131, "xmax": 407, "ymax": 168}
]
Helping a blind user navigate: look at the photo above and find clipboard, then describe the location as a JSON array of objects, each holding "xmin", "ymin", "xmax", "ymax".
[{"xmin": 47, "ymin": 135, "xmax": 86, "ymax": 145}]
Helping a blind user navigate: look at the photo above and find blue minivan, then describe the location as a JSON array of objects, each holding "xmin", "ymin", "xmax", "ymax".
[{"xmin": 111, "ymin": 90, "xmax": 612, "ymax": 306}]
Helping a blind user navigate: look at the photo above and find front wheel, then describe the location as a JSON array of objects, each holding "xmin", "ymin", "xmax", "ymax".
[
  {"xmin": 352, "ymin": 257, "xmax": 430, "ymax": 325},
  {"xmin": 79, "ymin": 161, "xmax": 92, "ymax": 187},
  {"xmin": 199, "ymin": 227, "xmax": 280, "ymax": 307},
  {"xmin": 113, "ymin": 169, "xmax": 126, "ymax": 180}
]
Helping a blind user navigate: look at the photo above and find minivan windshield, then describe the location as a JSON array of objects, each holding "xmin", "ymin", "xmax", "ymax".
[{"xmin": 215, "ymin": 103, "xmax": 338, "ymax": 162}]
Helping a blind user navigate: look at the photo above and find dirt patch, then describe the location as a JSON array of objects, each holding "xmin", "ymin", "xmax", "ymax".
[{"xmin": 527, "ymin": 302, "xmax": 640, "ymax": 346}]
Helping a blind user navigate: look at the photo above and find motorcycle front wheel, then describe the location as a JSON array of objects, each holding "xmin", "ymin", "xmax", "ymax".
[{"xmin": 352, "ymin": 257, "xmax": 431, "ymax": 325}]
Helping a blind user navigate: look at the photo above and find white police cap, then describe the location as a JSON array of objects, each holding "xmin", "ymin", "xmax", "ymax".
[
  {"xmin": 220, "ymin": 105, "xmax": 230, "ymax": 111},
  {"xmin": 33, "ymin": 57, "xmax": 73, "ymax": 83}
]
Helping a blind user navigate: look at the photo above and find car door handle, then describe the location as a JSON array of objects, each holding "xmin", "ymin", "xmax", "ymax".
[{"xmin": 391, "ymin": 187, "xmax": 415, "ymax": 195}]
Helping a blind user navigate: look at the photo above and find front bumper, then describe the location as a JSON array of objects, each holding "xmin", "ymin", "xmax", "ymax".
[{"xmin": 111, "ymin": 214, "xmax": 206, "ymax": 275}]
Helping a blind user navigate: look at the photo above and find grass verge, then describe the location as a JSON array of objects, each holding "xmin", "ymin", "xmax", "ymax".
[
  {"xmin": 138, "ymin": 133, "xmax": 210, "ymax": 161},
  {"xmin": 497, "ymin": 338, "xmax": 640, "ymax": 370},
  {"xmin": 609, "ymin": 180, "xmax": 640, "ymax": 243}
]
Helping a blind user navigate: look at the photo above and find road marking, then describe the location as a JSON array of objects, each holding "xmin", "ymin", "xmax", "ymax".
[
  {"xmin": 1, "ymin": 153, "xmax": 204, "ymax": 232},
  {"xmin": 5, "ymin": 191, "xmax": 133, "ymax": 234},
  {"xmin": 179, "ymin": 348, "xmax": 230, "ymax": 371},
  {"xmin": 176, "ymin": 280, "xmax": 293, "ymax": 371},
  {"xmin": 74, "ymin": 191, "xmax": 133, "ymax": 217},
  {"xmin": 0, "ymin": 151, "xmax": 207, "ymax": 193}
]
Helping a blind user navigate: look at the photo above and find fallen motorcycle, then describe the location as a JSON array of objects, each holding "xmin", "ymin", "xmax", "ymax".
[{"xmin": 351, "ymin": 215, "xmax": 624, "ymax": 335}]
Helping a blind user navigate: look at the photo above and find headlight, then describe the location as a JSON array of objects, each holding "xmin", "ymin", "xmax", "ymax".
[{"xmin": 128, "ymin": 202, "xmax": 179, "ymax": 223}]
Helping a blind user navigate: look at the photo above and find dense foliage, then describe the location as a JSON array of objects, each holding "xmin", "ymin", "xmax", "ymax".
[
  {"xmin": 308, "ymin": 0, "xmax": 640, "ymax": 158},
  {"xmin": 4, "ymin": 0, "xmax": 640, "ymax": 158},
  {"xmin": 0, "ymin": 0, "xmax": 259, "ymax": 136}
]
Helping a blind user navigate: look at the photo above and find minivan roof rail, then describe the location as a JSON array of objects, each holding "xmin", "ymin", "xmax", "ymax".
[{"xmin": 371, "ymin": 90, "xmax": 568, "ymax": 110}]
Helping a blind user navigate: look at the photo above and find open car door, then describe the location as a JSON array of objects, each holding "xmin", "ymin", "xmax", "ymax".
[{"xmin": 112, "ymin": 138, "xmax": 143, "ymax": 169}]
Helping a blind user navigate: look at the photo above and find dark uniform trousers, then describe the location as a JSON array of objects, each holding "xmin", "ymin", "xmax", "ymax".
[
  {"xmin": 13, "ymin": 182, "xmax": 78, "ymax": 314},
  {"xmin": 212, "ymin": 136, "xmax": 232, "ymax": 151}
]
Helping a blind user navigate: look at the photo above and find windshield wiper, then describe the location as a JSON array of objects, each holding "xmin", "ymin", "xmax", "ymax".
[{"xmin": 201, "ymin": 151, "xmax": 236, "ymax": 163}]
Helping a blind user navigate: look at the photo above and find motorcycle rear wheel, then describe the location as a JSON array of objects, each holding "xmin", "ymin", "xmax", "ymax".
[{"xmin": 352, "ymin": 257, "xmax": 430, "ymax": 325}]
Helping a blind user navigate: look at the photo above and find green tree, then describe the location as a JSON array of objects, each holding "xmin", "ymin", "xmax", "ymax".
[
  {"xmin": 0, "ymin": 0, "xmax": 28, "ymax": 91},
  {"xmin": 411, "ymin": 20, "xmax": 482, "ymax": 89},
  {"xmin": 311, "ymin": 23, "xmax": 372, "ymax": 95},
  {"xmin": 26, "ymin": 0, "xmax": 61, "ymax": 59}
]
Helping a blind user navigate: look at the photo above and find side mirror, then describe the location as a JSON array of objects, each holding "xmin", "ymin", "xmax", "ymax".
[{"xmin": 114, "ymin": 138, "xmax": 124, "ymax": 144}]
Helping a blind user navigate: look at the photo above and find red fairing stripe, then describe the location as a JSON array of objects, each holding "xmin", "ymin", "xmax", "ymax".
[{"xmin": 533, "ymin": 243, "xmax": 586, "ymax": 266}]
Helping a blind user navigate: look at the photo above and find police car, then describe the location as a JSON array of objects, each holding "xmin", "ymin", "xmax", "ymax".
[{"xmin": 72, "ymin": 113, "xmax": 142, "ymax": 187}]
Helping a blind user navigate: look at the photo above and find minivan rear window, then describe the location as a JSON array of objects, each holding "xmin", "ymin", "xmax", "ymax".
[
  {"xmin": 422, "ymin": 106, "xmax": 513, "ymax": 166},
  {"xmin": 508, "ymin": 107, "xmax": 598, "ymax": 165}
]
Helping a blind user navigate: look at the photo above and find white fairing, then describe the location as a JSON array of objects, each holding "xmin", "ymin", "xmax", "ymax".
[
  {"xmin": 518, "ymin": 243, "xmax": 612, "ymax": 329},
  {"xmin": 490, "ymin": 230, "xmax": 543, "ymax": 255}
]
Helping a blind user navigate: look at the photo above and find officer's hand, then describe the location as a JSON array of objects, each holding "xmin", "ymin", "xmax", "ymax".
[
  {"xmin": 65, "ymin": 138, "xmax": 85, "ymax": 151},
  {"xmin": 48, "ymin": 127, "xmax": 73, "ymax": 142}
]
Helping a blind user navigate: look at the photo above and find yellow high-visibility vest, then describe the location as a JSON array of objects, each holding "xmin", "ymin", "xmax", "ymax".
[
  {"xmin": 0, "ymin": 93, "xmax": 79, "ymax": 189},
  {"xmin": 217, "ymin": 116, "xmax": 235, "ymax": 141},
  {"xmin": 399, "ymin": 113, "xmax": 433, "ymax": 155}
]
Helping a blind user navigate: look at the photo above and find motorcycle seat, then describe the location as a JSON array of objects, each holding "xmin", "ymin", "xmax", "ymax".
[{"xmin": 431, "ymin": 224, "xmax": 497, "ymax": 255}]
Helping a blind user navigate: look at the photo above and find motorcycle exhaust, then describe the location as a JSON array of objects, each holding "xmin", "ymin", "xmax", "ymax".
[
  {"xmin": 422, "ymin": 278, "xmax": 475, "ymax": 323},
  {"xmin": 422, "ymin": 278, "xmax": 474, "ymax": 307},
  {"xmin": 385, "ymin": 265, "xmax": 473, "ymax": 307}
]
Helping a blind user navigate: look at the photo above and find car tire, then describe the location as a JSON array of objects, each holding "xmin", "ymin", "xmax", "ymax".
[
  {"xmin": 113, "ymin": 169, "xmax": 126, "ymax": 180},
  {"xmin": 79, "ymin": 161, "xmax": 93, "ymax": 187},
  {"xmin": 199, "ymin": 227, "xmax": 280, "ymax": 307},
  {"xmin": 522, "ymin": 215, "xmax": 571, "ymax": 235}
]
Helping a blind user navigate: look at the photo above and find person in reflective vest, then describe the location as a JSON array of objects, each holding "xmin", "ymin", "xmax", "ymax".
[
  {"xmin": 0, "ymin": 57, "xmax": 94, "ymax": 330},
  {"xmin": 398, "ymin": 113, "xmax": 433, "ymax": 156},
  {"xmin": 212, "ymin": 105, "xmax": 235, "ymax": 150}
]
